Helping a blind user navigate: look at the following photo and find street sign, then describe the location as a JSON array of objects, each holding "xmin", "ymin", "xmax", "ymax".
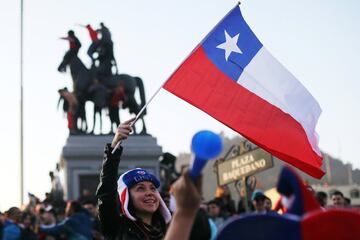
[{"xmin": 217, "ymin": 148, "xmax": 273, "ymax": 186}]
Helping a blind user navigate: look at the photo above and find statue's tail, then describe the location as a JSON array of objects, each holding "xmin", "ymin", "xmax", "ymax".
[{"xmin": 135, "ymin": 77, "xmax": 147, "ymax": 115}]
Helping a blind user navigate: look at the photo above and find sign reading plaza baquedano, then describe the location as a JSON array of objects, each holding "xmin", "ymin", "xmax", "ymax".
[{"xmin": 217, "ymin": 148, "xmax": 273, "ymax": 186}]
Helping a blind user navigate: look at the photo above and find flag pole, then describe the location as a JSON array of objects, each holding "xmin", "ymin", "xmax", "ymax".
[
  {"xmin": 111, "ymin": 84, "xmax": 164, "ymax": 154},
  {"xmin": 20, "ymin": 0, "xmax": 24, "ymax": 206}
]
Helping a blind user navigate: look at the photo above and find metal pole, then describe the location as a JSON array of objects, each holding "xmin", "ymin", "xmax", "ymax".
[
  {"xmin": 20, "ymin": 0, "xmax": 24, "ymax": 205},
  {"xmin": 111, "ymin": 84, "xmax": 163, "ymax": 154},
  {"xmin": 242, "ymin": 176, "xmax": 250, "ymax": 213}
]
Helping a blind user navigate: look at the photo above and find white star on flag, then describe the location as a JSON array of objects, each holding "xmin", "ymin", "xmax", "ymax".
[{"xmin": 216, "ymin": 30, "xmax": 242, "ymax": 61}]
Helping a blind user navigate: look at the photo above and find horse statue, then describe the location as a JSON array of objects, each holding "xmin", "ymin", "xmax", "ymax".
[{"xmin": 59, "ymin": 52, "xmax": 147, "ymax": 135}]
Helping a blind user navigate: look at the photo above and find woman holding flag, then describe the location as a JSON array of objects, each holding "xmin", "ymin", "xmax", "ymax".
[
  {"xmin": 96, "ymin": 117, "xmax": 204, "ymax": 240},
  {"xmin": 96, "ymin": 118, "xmax": 171, "ymax": 239}
]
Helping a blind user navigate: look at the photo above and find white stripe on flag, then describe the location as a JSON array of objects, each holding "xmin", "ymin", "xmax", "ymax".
[{"xmin": 237, "ymin": 47, "xmax": 322, "ymax": 156}]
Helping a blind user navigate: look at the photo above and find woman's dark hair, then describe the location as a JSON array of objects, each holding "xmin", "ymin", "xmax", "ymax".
[
  {"xmin": 127, "ymin": 193, "xmax": 167, "ymax": 233},
  {"xmin": 6, "ymin": 207, "xmax": 20, "ymax": 218},
  {"xmin": 189, "ymin": 208, "xmax": 211, "ymax": 240}
]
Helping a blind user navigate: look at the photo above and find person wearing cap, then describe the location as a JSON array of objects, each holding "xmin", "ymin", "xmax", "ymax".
[
  {"xmin": 251, "ymin": 190, "xmax": 267, "ymax": 214},
  {"xmin": 96, "ymin": 118, "xmax": 171, "ymax": 240}
]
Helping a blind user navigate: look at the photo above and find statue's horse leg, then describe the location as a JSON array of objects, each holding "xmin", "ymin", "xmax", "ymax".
[
  {"xmin": 91, "ymin": 106, "xmax": 98, "ymax": 134},
  {"xmin": 108, "ymin": 105, "xmax": 120, "ymax": 134},
  {"xmin": 126, "ymin": 95, "xmax": 147, "ymax": 135},
  {"xmin": 99, "ymin": 109, "xmax": 103, "ymax": 135},
  {"xmin": 134, "ymin": 77, "xmax": 147, "ymax": 134},
  {"xmin": 79, "ymin": 103, "xmax": 88, "ymax": 132},
  {"xmin": 83, "ymin": 117, "xmax": 88, "ymax": 132},
  {"xmin": 139, "ymin": 116, "xmax": 147, "ymax": 135}
]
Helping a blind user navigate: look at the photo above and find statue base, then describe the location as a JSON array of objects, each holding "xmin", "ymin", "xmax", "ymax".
[{"xmin": 60, "ymin": 134, "xmax": 162, "ymax": 200}]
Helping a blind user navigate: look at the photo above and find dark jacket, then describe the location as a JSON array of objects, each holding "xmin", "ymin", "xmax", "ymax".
[
  {"xmin": 96, "ymin": 144, "xmax": 163, "ymax": 240},
  {"xmin": 39, "ymin": 211, "xmax": 93, "ymax": 240},
  {"xmin": 20, "ymin": 227, "xmax": 38, "ymax": 240}
]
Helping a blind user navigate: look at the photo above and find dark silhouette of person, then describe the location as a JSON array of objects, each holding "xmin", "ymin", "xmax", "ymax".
[
  {"xmin": 97, "ymin": 22, "xmax": 118, "ymax": 74},
  {"xmin": 83, "ymin": 24, "xmax": 100, "ymax": 64},
  {"xmin": 99, "ymin": 22, "xmax": 111, "ymax": 43},
  {"xmin": 108, "ymin": 85, "xmax": 125, "ymax": 133},
  {"xmin": 58, "ymin": 87, "xmax": 79, "ymax": 134},
  {"xmin": 58, "ymin": 30, "xmax": 82, "ymax": 73}
]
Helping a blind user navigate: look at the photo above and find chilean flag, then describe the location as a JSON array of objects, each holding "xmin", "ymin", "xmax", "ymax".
[{"xmin": 163, "ymin": 5, "xmax": 324, "ymax": 178}]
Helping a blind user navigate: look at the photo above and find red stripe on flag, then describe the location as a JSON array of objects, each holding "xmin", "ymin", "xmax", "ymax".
[{"xmin": 164, "ymin": 47, "xmax": 324, "ymax": 178}]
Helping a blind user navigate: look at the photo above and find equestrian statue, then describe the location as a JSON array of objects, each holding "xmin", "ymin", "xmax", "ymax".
[{"xmin": 57, "ymin": 24, "xmax": 147, "ymax": 135}]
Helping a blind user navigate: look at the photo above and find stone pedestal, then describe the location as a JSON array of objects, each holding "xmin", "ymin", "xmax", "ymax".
[{"xmin": 60, "ymin": 135, "xmax": 162, "ymax": 200}]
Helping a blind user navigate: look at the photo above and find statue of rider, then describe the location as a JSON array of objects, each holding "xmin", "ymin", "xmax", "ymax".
[
  {"xmin": 84, "ymin": 24, "xmax": 100, "ymax": 64},
  {"xmin": 58, "ymin": 30, "xmax": 81, "ymax": 73},
  {"xmin": 97, "ymin": 22, "xmax": 118, "ymax": 77}
]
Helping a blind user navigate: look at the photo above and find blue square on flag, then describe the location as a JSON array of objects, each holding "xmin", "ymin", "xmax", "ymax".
[{"xmin": 202, "ymin": 7, "xmax": 262, "ymax": 80}]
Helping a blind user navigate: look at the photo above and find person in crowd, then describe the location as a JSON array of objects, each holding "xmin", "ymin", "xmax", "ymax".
[
  {"xmin": 39, "ymin": 201, "xmax": 93, "ymax": 240},
  {"xmin": 82, "ymin": 201, "xmax": 97, "ymax": 219},
  {"xmin": 58, "ymin": 30, "xmax": 81, "ymax": 72},
  {"xmin": 0, "ymin": 211, "xmax": 5, "ymax": 239},
  {"xmin": 214, "ymin": 185, "xmax": 236, "ymax": 217},
  {"xmin": 199, "ymin": 200, "xmax": 217, "ymax": 239},
  {"xmin": 237, "ymin": 188, "xmax": 253, "ymax": 214},
  {"xmin": 96, "ymin": 118, "xmax": 171, "ymax": 239},
  {"xmin": 331, "ymin": 190, "xmax": 345, "ymax": 208},
  {"xmin": 49, "ymin": 171, "xmax": 64, "ymax": 205},
  {"xmin": 344, "ymin": 197, "xmax": 351, "ymax": 208},
  {"xmin": 164, "ymin": 171, "xmax": 202, "ymax": 240},
  {"xmin": 82, "ymin": 201, "xmax": 103, "ymax": 240},
  {"xmin": 78, "ymin": 189, "xmax": 96, "ymax": 205},
  {"xmin": 264, "ymin": 196, "xmax": 272, "ymax": 212},
  {"xmin": 39, "ymin": 206, "xmax": 57, "ymax": 227},
  {"xmin": 315, "ymin": 191, "xmax": 328, "ymax": 208},
  {"xmin": 38, "ymin": 206, "xmax": 60, "ymax": 240},
  {"xmin": 207, "ymin": 199, "xmax": 225, "ymax": 229},
  {"xmin": 19, "ymin": 212, "xmax": 38, "ymax": 240},
  {"xmin": 2, "ymin": 207, "xmax": 22, "ymax": 240},
  {"xmin": 251, "ymin": 190, "xmax": 267, "ymax": 214},
  {"xmin": 189, "ymin": 208, "xmax": 211, "ymax": 240}
]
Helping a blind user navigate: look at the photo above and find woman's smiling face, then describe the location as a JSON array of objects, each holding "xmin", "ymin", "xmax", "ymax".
[{"xmin": 129, "ymin": 181, "xmax": 160, "ymax": 215}]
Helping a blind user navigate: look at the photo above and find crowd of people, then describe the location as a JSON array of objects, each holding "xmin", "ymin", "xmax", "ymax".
[{"xmin": 0, "ymin": 120, "xmax": 358, "ymax": 240}]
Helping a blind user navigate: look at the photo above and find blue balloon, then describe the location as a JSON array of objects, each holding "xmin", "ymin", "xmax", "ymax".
[
  {"xmin": 191, "ymin": 130, "xmax": 223, "ymax": 159},
  {"xmin": 189, "ymin": 130, "xmax": 223, "ymax": 180}
]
